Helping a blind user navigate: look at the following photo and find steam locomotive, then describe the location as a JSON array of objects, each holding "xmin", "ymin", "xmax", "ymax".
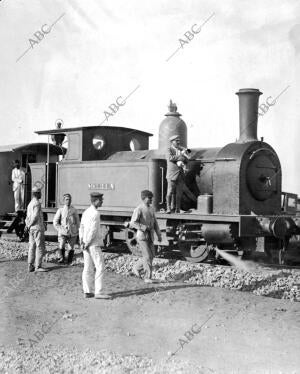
[{"xmin": 32, "ymin": 88, "xmax": 300, "ymax": 263}]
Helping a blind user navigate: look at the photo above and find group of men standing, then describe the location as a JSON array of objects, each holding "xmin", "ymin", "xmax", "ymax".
[
  {"xmin": 24, "ymin": 188, "xmax": 113, "ymax": 299},
  {"xmin": 11, "ymin": 134, "xmax": 197, "ymax": 298},
  {"xmin": 23, "ymin": 187, "xmax": 162, "ymax": 298}
]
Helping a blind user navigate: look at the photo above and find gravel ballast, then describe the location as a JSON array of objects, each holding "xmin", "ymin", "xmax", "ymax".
[
  {"xmin": 0, "ymin": 345, "xmax": 207, "ymax": 374},
  {"xmin": 1, "ymin": 238, "xmax": 299, "ymax": 302}
]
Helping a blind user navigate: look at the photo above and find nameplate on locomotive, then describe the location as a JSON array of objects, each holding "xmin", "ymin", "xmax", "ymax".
[{"xmin": 88, "ymin": 183, "xmax": 115, "ymax": 190}]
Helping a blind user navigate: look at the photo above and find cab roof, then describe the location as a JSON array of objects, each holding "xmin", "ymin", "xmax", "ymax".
[{"xmin": 35, "ymin": 126, "xmax": 153, "ymax": 137}]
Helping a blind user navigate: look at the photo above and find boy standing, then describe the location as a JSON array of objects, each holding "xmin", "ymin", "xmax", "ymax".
[
  {"xmin": 130, "ymin": 190, "xmax": 162, "ymax": 283},
  {"xmin": 53, "ymin": 193, "xmax": 80, "ymax": 264}
]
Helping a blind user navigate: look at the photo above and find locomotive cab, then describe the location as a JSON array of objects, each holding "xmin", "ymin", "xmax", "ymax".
[
  {"xmin": 36, "ymin": 125, "xmax": 152, "ymax": 163},
  {"xmin": 35, "ymin": 126, "xmax": 153, "ymax": 209}
]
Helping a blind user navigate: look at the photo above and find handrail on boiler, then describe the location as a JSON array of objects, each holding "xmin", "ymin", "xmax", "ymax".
[{"xmin": 159, "ymin": 167, "xmax": 164, "ymax": 204}]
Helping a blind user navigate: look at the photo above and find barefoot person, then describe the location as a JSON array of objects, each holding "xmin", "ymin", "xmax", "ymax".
[
  {"xmin": 79, "ymin": 192, "xmax": 111, "ymax": 299},
  {"xmin": 25, "ymin": 186, "xmax": 47, "ymax": 272},
  {"xmin": 130, "ymin": 190, "xmax": 162, "ymax": 283},
  {"xmin": 53, "ymin": 193, "xmax": 80, "ymax": 264}
]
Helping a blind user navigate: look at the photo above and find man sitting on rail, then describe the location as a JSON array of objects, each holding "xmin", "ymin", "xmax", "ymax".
[{"xmin": 53, "ymin": 193, "xmax": 80, "ymax": 265}]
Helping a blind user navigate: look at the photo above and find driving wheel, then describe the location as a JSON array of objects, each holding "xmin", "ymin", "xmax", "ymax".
[{"xmin": 180, "ymin": 242, "xmax": 210, "ymax": 263}]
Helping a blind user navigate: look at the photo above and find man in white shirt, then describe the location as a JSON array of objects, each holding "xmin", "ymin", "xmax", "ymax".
[
  {"xmin": 25, "ymin": 186, "xmax": 47, "ymax": 272},
  {"xmin": 53, "ymin": 193, "xmax": 80, "ymax": 264},
  {"xmin": 79, "ymin": 192, "xmax": 111, "ymax": 299},
  {"xmin": 11, "ymin": 160, "xmax": 26, "ymax": 212}
]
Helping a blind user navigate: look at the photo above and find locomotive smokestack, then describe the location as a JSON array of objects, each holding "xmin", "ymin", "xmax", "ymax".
[{"xmin": 236, "ymin": 88, "xmax": 262, "ymax": 142}]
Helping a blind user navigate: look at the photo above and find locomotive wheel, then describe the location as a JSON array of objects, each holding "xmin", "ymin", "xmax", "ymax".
[
  {"xmin": 125, "ymin": 228, "xmax": 142, "ymax": 257},
  {"xmin": 180, "ymin": 243, "xmax": 210, "ymax": 263}
]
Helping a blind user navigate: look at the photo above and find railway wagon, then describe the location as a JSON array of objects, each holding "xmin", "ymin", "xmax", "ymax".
[
  {"xmin": 34, "ymin": 88, "xmax": 300, "ymax": 263},
  {"xmin": 0, "ymin": 143, "xmax": 63, "ymax": 239}
]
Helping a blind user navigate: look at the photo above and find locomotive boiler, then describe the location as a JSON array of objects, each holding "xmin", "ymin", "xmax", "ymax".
[{"xmin": 34, "ymin": 88, "xmax": 300, "ymax": 263}]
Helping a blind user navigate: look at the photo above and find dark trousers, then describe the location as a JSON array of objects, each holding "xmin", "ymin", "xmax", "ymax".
[
  {"xmin": 58, "ymin": 235, "xmax": 76, "ymax": 264},
  {"xmin": 134, "ymin": 240, "xmax": 154, "ymax": 279},
  {"xmin": 167, "ymin": 178, "xmax": 184, "ymax": 212},
  {"xmin": 167, "ymin": 178, "xmax": 197, "ymax": 212}
]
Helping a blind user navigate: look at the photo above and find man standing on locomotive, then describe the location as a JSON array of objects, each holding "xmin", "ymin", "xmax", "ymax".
[
  {"xmin": 130, "ymin": 190, "xmax": 162, "ymax": 283},
  {"xmin": 79, "ymin": 192, "xmax": 111, "ymax": 299},
  {"xmin": 25, "ymin": 186, "xmax": 48, "ymax": 272},
  {"xmin": 11, "ymin": 160, "xmax": 26, "ymax": 212},
  {"xmin": 53, "ymin": 193, "xmax": 80, "ymax": 265},
  {"xmin": 166, "ymin": 135, "xmax": 192, "ymax": 213}
]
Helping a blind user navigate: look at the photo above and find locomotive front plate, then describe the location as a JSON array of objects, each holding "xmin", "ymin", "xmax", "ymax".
[{"xmin": 246, "ymin": 148, "xmax": 279, "ymax": 201}]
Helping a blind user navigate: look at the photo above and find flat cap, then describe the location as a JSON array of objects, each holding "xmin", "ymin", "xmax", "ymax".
[
  {"xmin": 32, "ymin": 186, "xmax": 41, "ymax": 193},
  {"xmin": 169, "ymin": 134, "xmax": 180, "ymax": 142},
  {"xmin": 90, "ymin": 192, "xmax": 103, "ymax": 198}
]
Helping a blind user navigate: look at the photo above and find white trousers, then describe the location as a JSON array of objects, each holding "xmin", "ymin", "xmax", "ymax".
[
  {"xmin": 14, "ymin": 185, "xmax": 24, "ymax": 211},
  {"xmin": 82, "ymin": 246, "xmax": 104, "ymax": 294}
]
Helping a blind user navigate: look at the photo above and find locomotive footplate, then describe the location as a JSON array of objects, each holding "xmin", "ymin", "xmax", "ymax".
[
  {"xmin": 97, "ymin": 209, "xmax": 300, "ymax": 240},
  {"xmin": 99, "ymin": 209, "xmax": 299, "ymax": 235},
  {"xmin": 99, "ymin": 209, "xmax": 241, "ymax": 223}
]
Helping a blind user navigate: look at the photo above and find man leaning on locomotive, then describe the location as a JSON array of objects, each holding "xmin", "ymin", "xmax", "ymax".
[{"xmin": 166, "ymin": 134, "xmax": 197, "ymax": 213}]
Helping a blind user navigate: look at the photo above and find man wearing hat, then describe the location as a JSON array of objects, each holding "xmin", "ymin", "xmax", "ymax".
[
  {"xmin": 130, "ymin": 190, "xmax": 162, "ymax": 283},
  {"xmin": 25, "ymin": 186, "xmax": 47, "ymax": 272},
  {"xmin": 79, "ymin": 192, "xmax": 111, "ymax": 299},
  {"xmin": 53, "ymin": 193, "xmax": 80, "ymax": 264},
  {"xmin": 166, "ymin": 135, "xmax": 191, "ymax": 213},
  {"xmin": 11, "ymin": 160, "xmax": 26, "ymax": 212}
]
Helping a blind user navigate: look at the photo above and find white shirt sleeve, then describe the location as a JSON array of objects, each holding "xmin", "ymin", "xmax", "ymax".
[
  {"xmin": 85, "ymin": 213, "xmax": 99, "ymax": 247},
  {"xmin": 53, "ymin": 209, "xmax": 61, "ymax": 232}
]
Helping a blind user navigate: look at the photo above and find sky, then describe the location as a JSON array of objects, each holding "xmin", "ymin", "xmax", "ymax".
[{"xmin": 0, "ymin": 0, "xmax": 299, "ymax": 194}]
